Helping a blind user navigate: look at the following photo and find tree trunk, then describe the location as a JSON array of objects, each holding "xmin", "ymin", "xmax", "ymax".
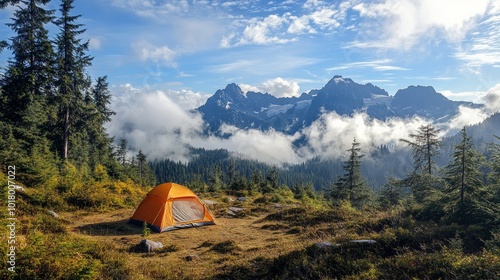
[{"xmin": 63, "ymin": 106, "xmax": 70, "ymax": 159}]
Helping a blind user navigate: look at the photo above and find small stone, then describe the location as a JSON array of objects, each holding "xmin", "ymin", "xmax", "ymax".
[
  {"xmin": 46, "ymin": 210, "xmax": 58, "ymax": 218},
  {"xmin": 185, "ymin": 254, "xmax": 200, "ymax": 261}
]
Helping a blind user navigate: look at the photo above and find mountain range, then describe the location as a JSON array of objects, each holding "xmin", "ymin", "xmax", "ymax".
[{"xmin": 197, "ymin": 75, "xmax": 480, "ymax": 135}]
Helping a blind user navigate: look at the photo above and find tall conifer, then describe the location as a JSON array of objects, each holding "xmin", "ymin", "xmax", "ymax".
[
  {"xmin": 331, "ymin": 138, "xmax": 371, "ymax": 207},
  {"xmin": 53, "ymin": 0, "xmax": 92, "ymax": 160},
  {"xmin": 1, "ymin": 0, "xmax": 55, "ymax": 148}
]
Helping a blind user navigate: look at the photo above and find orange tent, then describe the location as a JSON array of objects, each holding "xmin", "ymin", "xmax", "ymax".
[{"xmin": 130, "ymin": 182, "xmax": 215, "ymax": 232}]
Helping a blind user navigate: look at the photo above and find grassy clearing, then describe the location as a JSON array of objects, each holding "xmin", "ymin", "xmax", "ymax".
[{"xmin": 2, "ymin": 187, "xmax": 499, "ymax": 279}]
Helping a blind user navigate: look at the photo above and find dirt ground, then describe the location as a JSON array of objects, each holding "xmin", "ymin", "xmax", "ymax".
[{"xmin": 61, "ymin": 206, "xmax": 311, "ymax": 279}]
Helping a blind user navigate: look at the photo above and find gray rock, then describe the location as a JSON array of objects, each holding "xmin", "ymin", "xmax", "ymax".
[
  {"xmin": 315, "ymin": 242, "xmax": 340, "ymax": 249},
  {"xmin": 140, "ymin": 239, "xmax": 164, "ymax": 253},
  {"xmin": 203, "ymin": 199, "xmax": 218, "ymax": 205},
  {"xmin": 227, "ymin": 207, "xmax": 245, "ymax": 216},
  {"xmin": 237, "ymin": 197, "xmax": 247, "ymax": 201},
  {"xmin": 46, "ymin": 210, "xmax": 58, "ymax": 218},
  {"xmin": 271, "ymin": 203, "xmax": 283, "ymax": 209},
  {"xmin": 349, "ymin": 239, "xmax": 377, "ymax": 244}
]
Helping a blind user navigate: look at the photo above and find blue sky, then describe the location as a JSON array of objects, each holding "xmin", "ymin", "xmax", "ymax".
[
  {"xmin": 2, "ymin": 1, "xmax": 500, "ymax": 165},
  {"xmin": 2, "ymin": 0, "xmax": 500, "ymax": 106}
]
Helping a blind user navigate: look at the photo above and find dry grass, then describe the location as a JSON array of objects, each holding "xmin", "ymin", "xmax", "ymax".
[{"xmin": 61, "ymin": 204, "xmax": 312, "ymax": 279}]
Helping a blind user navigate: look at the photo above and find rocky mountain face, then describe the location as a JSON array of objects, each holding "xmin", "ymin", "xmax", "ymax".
[{"xmin": 196, "ymin": 75, "xmax": 479, "ymax": 135}]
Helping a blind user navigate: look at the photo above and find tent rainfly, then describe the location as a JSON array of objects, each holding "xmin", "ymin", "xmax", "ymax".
[{"xmin": 129, "ymin": 182, "xmax": 215, "ymax": 232}]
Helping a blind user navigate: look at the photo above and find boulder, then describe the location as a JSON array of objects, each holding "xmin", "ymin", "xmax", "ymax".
[
  {"xmin": 139, "ymin": 239, "xmax": 164, "ymax": 253},
  {"xmin": 227, "ymin": 207, "xmax": 245, "ymax": 216},
  {"xmin": 203, "ymin": 199, "xmax": 218, "ymax": 205},
  {"xmin": 237, "ymin": 197, "xmax": 247, "ymax": 201}
]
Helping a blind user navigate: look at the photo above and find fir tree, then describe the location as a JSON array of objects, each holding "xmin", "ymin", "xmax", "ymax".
[
  {"xmin": 443, "ymin": 127, "xmax": 490, "ymax": 225},
  {"xmin": 400, "ymin": 124, "xmax": 441, "ymax": 175},
  {"xmin": 1, "ymin": 0, "xmax": 55, "ymax": 150},
  {"xmin": 331, "ymin": 138, "xmax": 371, "ymax": 208},
  {"xmin": 208, "ymin": 165, "xmax": 223, "ymax": 192},
  {"xmin": 488, "ymin": 136, "xmax": 500, "ymax": 192},
  {"xmin": 136, "ymin": 149, "xmax": 147, "ymax": 187},
  {"xmin": 263, "ymin": 166, "xmax": 279, "ymax": 193},
  {"xmin": 53, "ymin": 0, "xmax": 92, "ymax": 160},
  {"xmin": 117, "ymin": 137, "xmax": 128, "ymax": 166}
]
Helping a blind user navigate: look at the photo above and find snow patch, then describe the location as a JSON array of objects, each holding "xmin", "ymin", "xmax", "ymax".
[{"xmin": 266, "ymin": 103, "xmax": 294, "ymax": 117}]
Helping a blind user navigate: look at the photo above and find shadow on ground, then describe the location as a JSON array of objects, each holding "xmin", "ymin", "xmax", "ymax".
[{"xmin": 74, "ymin": 219, "xmax": 144, "ymax": 236}]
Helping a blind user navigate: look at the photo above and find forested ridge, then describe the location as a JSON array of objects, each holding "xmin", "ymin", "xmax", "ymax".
[{"xmin": 1, "ymin": 1, "xmax": 500, "ymax": 279}]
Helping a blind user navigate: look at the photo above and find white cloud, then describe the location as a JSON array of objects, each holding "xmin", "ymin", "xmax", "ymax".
[
  {"xmin": 89, "ymin": 37, "xmax": 101, "ymax": 50},
  {"xmin": 448, "ymin": 105, "xmax": 490, "ymax": 130},
  {"xmin": 133, "ymin": 40, "xmax": 176, "ymax": 67},
  {"xmin": 326, "ymin": 59, "xmax": 409, "ymax": 72},
  {"xmin": 223, "ymin": 2, "xmax": 350, "ymax": 47},
  {"xmin": 454, "ymin": 12, "xmax": 500, "ymax": 72},
  {"xmin": 237, "ymin": 14, "xmax": 295, "ymax": 46},
  {"xmin": 110, "ymin": 0, "xmax": 190, "ymax": 18},
  {"xmin": 482, "ymin": 84, "xmax": 500, "ymax": 113},
  {"xmin": 107, "ymin": 85, "xmax": 205, "ymax": 162},
  {"xmin": 262, "ymin": 78, "xmax": 301, "ymax": 98},
  {"xmin": 440, "ymin": 90, "xmax": 485, "ymax": 103},
  {"xmin": 208, "ymin": 54, "xmax": 318, "ymax": 77},
  {"xmin": 300, "ymin": 112, "xmax": 429, "ymax": 159},
  {"xmin": 287, "ymin": 8, "xmax": 342, "ymax": 34},
  {"xmin": 192, "ymin": 126, "xmax": 303, "ymax": 165},
  {"xmin": 352, "ymin": 0, "xmax": 492, "ymax": 50},
  {"xmin": 240, "ymin": 77, "xmax": 301, "ymax": 98}
]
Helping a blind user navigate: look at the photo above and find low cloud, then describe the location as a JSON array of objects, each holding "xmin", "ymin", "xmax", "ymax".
[
  {"xmin": 193, "ymin": 126, "xmax": 303, "ymax": 165},
  {"xmin": 107, "ymin": 84, "xmax": 499, "ymax": 166},
  {"xmin": 300, "ymin": 112, "xmax": 429, "ymax": 160},
  {"xmin": 482, "ymin": 84, "xmax": 500, "ymax": 113},
  {"xmin": 447, "ymin": 105, "xmax": 490, "ymax": 131},
  {"xmin": 107, "ymin": 85, "xmax": 205, "ymax": 163}
]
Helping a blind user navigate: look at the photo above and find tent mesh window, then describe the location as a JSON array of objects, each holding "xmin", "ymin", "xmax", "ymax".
[{"xmin": 172, "ymin": 198, "xmax": 205, "ymax": 224}]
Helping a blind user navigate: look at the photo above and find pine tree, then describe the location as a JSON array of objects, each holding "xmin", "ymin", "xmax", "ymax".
[
  {"xmin": 86, "ymin": 76, "xmax": 115, "ymax": 168},
  {"xmin": 208, "ymin": 165, "xmax": 223, "ymax": 192},
  {"xmin": 92, "ymin": 76, "xmax": 115, "ymax": 125},
  {"xmin": 400, "ymin": 124, "xmax": 441, "ymax": 175},
  {"xmin": 378, "ymin": 177, "xmax": 403, "ymax": 208},
  {"xmin": 227, "ymin": 159, "xmax": 237, "ymax": 190},
  {"xmin": 1, "ymin": 0, "xmax": 55, "ymax": 150},
  {"xmin": 53, "ymin": 0, "xmax": 92, "ymax": 160},
  {"xmin": 136, "ymin": 149, "xmax": 147, "ymax": 187},
  {"xmin": 117, "ymin": 137, "xmax": 128, "ymax": 166},
  {"xmin": 443, "ymin": 127, "xmax": 490, "ymax": 225},
  {"xmin": 262, "ymin": 166, "xmax": 279, "ymax": 193},
  {"xmin": 249, "ymin": 169, "xmax": 263, "ymax": 194},
  {"xmin": 488, "ymin": 136, "xmax": 500, "ymax": 193},
  {"xmin": 331, "ymin": 138, "xmax": 371, "ymax": 207}
]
